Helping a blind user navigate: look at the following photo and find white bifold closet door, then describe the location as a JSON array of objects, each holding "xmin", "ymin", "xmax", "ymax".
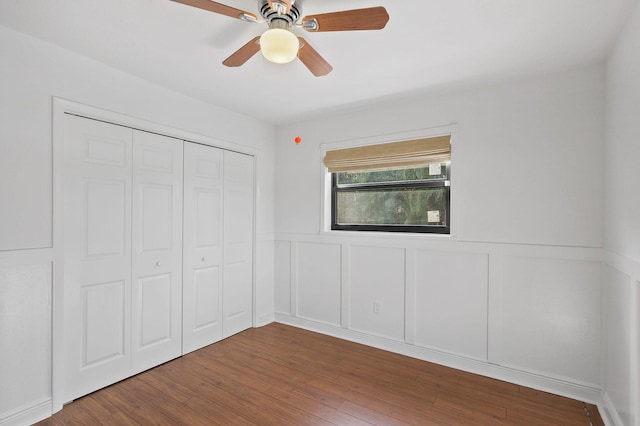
[
  {"xmin": 62, "ymin": 115, "xmax": 183, "ymax": 402},
  {"xmin": 222, "ymin": 150, "xmax": 254, "ymax": 338},
  {"xmin": 182, "ymin": 142, "xmax": 224, "ymax": 353},
  {"xmin": 62, "ymin": 115, "xmax": 133, "ymax": 403},
  {"xmin": 182, "ymin": 145, "xmax": 254, "ymax": 353},
  {"xmin": 61, "ymin": 114, "xmax": 254, "ymax": 403},
  {"xmin": 131, "ymin": 131, "xmax": 183, "ymax": 375}
]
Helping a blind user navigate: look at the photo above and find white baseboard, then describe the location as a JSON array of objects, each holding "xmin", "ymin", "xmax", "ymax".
[
  {"xmin": 600, "ymin": 391, "xmax": 625, "ymax": 426},
  {"xmin": 256, "ymin": 312, "xmax": 275, "ymax": 327},
  {"xmin": 0, "ymin": 398, "xmax": 52, "ymax": 426},
  {"xmin": 275, "ymin": 313, "xmax": 604, "ymax": 407}
]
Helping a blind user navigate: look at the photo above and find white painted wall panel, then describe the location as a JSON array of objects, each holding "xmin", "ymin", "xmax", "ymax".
[
  {"xmin": 413, "ymin": 250, "xmax": 488, "ymax": 360},
  {"xmin": 604, "ymin": 0, "xmax": 640, "ymax": 262},
  {"xmin": 349, "ymin": 246, "xmax": 405, "ymax": 341},
  {"xmin": 0, "ymin": 251, "xmax": 51, "ymax": 421},
  {"xmin": 636, "ymin": 280, "xmax": 639, "ymax": 426},
  {"xmin": 275, "ymin": 236, "xmax": 606, "ymax": 405},
  {"xmin": 276, "ymin": 65, "xmax": 604, "ymax": 248},
  {"xmin": 297, "ymin": 242, "xmax": 341, "ymax": 326},
  {"xmin": 255, "ymin": 237, "xmax": 276, "ymax": 326},
  {"xmin": 0, "ymin": 52, "xmax": 51, "ymax": 250},
  {"xmin": 274, "ymin": 241, "xmax": 291, "ymax": 315},
  {"xmin": 603, "ymin": 5, "xmax": 640, "ymax": 423},
  {"xmin": 602, "ymin": 266, "xmax": 633, "ymax": 426},
  {"xmin": 498, "ymin": 256, "xmax": 601, "ymax": 385}
]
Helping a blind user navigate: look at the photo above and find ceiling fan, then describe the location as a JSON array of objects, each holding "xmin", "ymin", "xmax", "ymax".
[{"xmin": 171, "ymin": 0, "xmax": 390, "ymax": 76}]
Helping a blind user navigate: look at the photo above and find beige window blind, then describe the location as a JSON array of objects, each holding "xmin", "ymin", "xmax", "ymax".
[{"xmin": 323, "ymin": 135, "xmax": 451, "ymax": 173}]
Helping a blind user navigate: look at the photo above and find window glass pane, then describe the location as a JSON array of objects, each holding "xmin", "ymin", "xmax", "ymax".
[
  {"xmin": 336, "ymin": 164, "xmax": 447, "ymax": 186},
  {"xmin": 336, "ymin": 187, "xmax": 447, "ymax": 226}
]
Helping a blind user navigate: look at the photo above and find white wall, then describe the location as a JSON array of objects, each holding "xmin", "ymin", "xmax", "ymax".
[
  {"xmin": 274, "ymin": 64, "xmax": 606, "ymax": 404},
  {"xmin": 603, "ymin": 0, "xmax": 640, "ymax": 424},
  {"xmin": 0, "ymin": 25, "xmax": 276, "ymax": 425},
  {"xmin": 0, "ymin": 250, "xmax": 51, "ymax": 426},
  {"xmin": 276, "ymin": 66, "xmax": 604, "ymax": 247}
]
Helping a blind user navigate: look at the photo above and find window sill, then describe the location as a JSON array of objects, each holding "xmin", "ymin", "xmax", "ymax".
[{"xmin": 320, "ymin": 228, "xmax": 455, "ymax": 241}]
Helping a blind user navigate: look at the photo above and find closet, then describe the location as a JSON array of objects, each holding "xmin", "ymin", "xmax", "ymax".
[
  {"xmin": 182, "ymin": 143, "xmax": 253, "ymax": 353},
  {"xmin": 61, "ymin": 114, "xmax": 254, "ymax": 403}
]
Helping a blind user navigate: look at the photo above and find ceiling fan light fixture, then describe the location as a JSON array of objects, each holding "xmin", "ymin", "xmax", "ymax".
[{"xmin": 260, "ymin": 28, "xmax": 299, "ymax": 64}]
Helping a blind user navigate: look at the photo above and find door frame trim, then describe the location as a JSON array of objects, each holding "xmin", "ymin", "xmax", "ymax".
[{"xmin": 52, "ymin": 97, "xmax": 258, "ymax": 412}]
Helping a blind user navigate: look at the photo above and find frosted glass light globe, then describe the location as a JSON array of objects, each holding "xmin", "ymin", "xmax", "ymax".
[{"xmin": 260, "ymin": 28, "xmax": 299, "ymax": 64}]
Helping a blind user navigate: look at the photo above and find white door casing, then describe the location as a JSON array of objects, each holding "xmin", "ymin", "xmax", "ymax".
[{"xmin": 182, "ymin": 142, "xmax": 224, "ymax": 353}]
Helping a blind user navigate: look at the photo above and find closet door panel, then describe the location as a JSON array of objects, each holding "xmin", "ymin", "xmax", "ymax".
[
  {"xmin": 222, "ymin": 151, "xmax": 254, "ymax": 338},
  {"xmin": 138, "ymin": 274, "xmax": 172, "ymax": 345},
  {"xmin": 194, "ymin": 266, "xmax": 221, "ymax": 327},
  {"xmin": 131, "ymin": 131, "xmax": 183, "ymax": 374},
  {"xmin": 82, "ymin": 280, "xmax": 126, "ymax": 365},
  {"xmin": 86, "ymin": 180, "xmax": 127, "ymax": 255},
  {"xmin": 63, "ymin": 115, "xmax": 133, "ymax": 403},
  {"xmin": 183, "ymin": 143, "xmax": 224, "ymax": 353}
]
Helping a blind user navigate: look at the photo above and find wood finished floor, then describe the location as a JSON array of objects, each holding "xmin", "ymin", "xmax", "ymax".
[{"xmin": 38, "ymin": 323, "xmax": 604, "ymax": 425}]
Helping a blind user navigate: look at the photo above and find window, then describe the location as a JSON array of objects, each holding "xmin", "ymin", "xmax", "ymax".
[{"xmin": 324, "ymin": 135, "xmax": 451, "ymax": 234}]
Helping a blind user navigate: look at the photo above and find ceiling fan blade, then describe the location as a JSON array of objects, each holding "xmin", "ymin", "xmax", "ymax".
[
  {"xmin": 302, "ymin": 6, "xmax": 389, "ymax": 32},
  {"xmin": 223, "ymin": 36, "xmax": 261, "ymax": 67},
  {"xmin": 171, "ymin": 0, "xmax": 257, "ymax": 22},
  {"xmin": 297, "ymin": 38, "xmax": 333, "ymax": 77}
]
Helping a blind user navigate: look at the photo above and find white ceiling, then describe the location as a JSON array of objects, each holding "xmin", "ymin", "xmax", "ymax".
[{"xmin": 0, "ymin": 0, "xmax": 634, "ymax": 124}]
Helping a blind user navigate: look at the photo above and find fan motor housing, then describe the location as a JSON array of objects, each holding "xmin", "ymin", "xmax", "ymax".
[{"xmin": 259, "ymin": 0, "xmax": 302, "ymax": 26}]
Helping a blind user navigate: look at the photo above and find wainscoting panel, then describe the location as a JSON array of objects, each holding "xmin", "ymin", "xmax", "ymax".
[
  {"xmin": 413, "ymin": 250, "xmax": 489, "ymax": 361},
  {"xmin": 0, "ymin": 249, "xmax": 52, "ymax": 426},
  {"xmin": 275, "ymin": 234, "xmax": 605, "ymax": 406},
  {"xmin": 601, "ymin": 264, "xmax": 633, "ymax": 426},
  {"xmin": 349, "ymin": 245, "xmax": 405, "ymax": 341},
  {"xmin": 497, "ymin": 256, "xmax": 601, "ymax": 386},
  {"xmin": 636, "ymin": 279, "xmax": 639, "ymax": 426},
  {"xmin": 274, "ymin": 241, "xmax": 291, "ymax": 315},
  {"xmin": 296, "ymin": 242, "xmax": 342, "ymax": 326}
]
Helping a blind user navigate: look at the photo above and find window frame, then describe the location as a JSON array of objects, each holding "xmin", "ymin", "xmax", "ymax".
[{"xmin": 330, "ymin": 163, "xmax": 451, "ymax": 234}]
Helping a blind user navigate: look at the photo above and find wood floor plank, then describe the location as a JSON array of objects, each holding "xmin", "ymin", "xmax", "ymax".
[
  {"xmin": 434, "ymin": 391, "xmax": 508, "ymax": 421},
  {"xmin": 160, "ymin": 357, "xmax": 287, "ymax": 424},
  {"xmin": 585, "ymin": 403, "xmax": 606, "ymax": 426},
  {"xmin": 38, "ymin": 323, "xmax": 602, "ymax": 425},
  {"xmin": 137, "ymin": 363, "xmax": 198, "ymax": 403},
  {"xmin": 181, "ymin": 395, "xmax": 254, "ymax": 426},
  {"xmin": 203, "ymin": 355, "xmax": 335, "ymax": 425},
  {"xmin": 84, "ymin": 391, "xmax": 141, "ymax": 425},
  {"xmin": 338, "ymin": 400, "xmax": 413, "ymax": 426}
]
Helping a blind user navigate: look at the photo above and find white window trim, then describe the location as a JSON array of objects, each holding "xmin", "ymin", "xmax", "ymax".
[{"xmin": 319, "ymin": 123, "xmax": 459, "ymax": 239}]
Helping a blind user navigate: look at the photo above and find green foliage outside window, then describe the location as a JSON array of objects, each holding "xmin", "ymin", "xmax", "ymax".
[
  {"xmin": 336, "ymin": 165, "xmax": 446, "ymax": 185},
  {"xmin": 332, "ymin": 164, "xmax": 450, "ymax": 233},
  {"xmin": 336, "ymin": 187, "xmax": 447, "ymax": 226}
]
